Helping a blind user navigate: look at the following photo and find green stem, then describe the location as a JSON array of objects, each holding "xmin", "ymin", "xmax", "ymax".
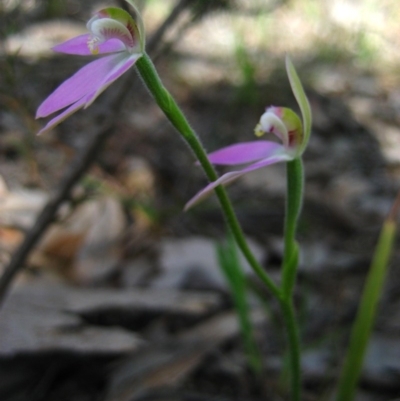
[
  {"xmin": 282, "ymin": 158, "xmax": 304, "ymax": 299},
  {"xmin": 278, "ymin": 158, "xmax": 304, "ymax": 401},
  {"xmin": 280, "ymin": 298, "xmax": 301, "ymax": 401},
  {"xmin": 136, "ymin": 53, "xmax": 281, "ymax": 300}
]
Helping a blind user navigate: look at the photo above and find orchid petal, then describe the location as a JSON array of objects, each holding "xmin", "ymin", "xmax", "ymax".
[
  {"xmin": 53, "ymin": 34, "xmax": 125, "ymax": 55},
  {"xmin": 36, "ymin": 53, "xmax": 128, "ymax": 118},
  {"xmin": 83, "ymin": 53, "xmax": 141, "ymax": 108},
  {"xmin": 285, "ymin": 55, "xmax": 312, "ymax": 153},
  {"xmin": 87, "ymin": 7, "xmax": 140, "ymax": 53},
  {"xmin": 185, "ymin": 150, "xmax": 292, "ymax": 211},
  {"xmin": 88, "ymin": 17, "xmax": 135, "ymax": 52},
  {"xmin": 37, "ymin": 96, "xmax": 87, "ymax": 135},
  {"xmin": 258, "ymin": 111, "xmax": 289, "ymax": 147},
  {"xmin": 207, "ymin": 141, "xmax": 283, "ymax": 165}
]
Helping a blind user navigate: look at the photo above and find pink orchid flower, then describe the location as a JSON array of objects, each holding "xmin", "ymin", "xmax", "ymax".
[
  {"xmin": 185, "ymin": 56, "xmax": 312, "ymax": 210},
  {"xmin": 36, "ymin": 1, "xmax": 145, "ymax": 135}
]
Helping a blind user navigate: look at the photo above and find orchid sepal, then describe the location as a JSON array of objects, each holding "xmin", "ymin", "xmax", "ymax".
[
  {"xmin": 124, "ymin": 0, "xmax": 146, "ymax": 52},
  {"xmin": 285, "ymin": 55, "xmax": 312, "ymax": 154},
  {"xmin": 184, "ymin": 147, "xmax": 292, "ymax": 211}
]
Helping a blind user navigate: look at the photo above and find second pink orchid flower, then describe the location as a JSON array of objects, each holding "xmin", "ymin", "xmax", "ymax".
[{"xmin": 185, "ymin": 56, "xmax": 312, "ymax": 210}]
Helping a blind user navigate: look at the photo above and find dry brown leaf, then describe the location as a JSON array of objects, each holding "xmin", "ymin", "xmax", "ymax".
[
  {"xmin": 105, "ymin": 343, "xmax": 208, "ymax": 401},
  {"xmin": 105, "ymin": 310, "xmax": 266, "ymax": 401},
  {"xmin": 0, "ymin": 282, "xmax": 143, "ymax": 356},
  {"xmin": 0, "ymin": 227, "xmax": 24, "ymax": 251},
  {"xmin": 121, "ymin": 156, "xmax": 155, "ymax": 200},
  {"xmin": 0, "ymin": 186, "xmax": 47, "ymax": 229},
  {"xmin": 63, "ymin": 287, "xmax": 221, "ymax": 316},
  {"xmin": 0, "ymin": 279, "xmax": 224, "ymax": 358},
  {"xmin": 74, "ymin": 196, "xmax": 126, "ymax": 283},
  {"xmin": 31, "ymin": 196, "xmax": 126, "ymax": 283}
]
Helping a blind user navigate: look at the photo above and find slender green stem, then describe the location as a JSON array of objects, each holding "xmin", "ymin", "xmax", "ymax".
[
  {"xmin": 277, "ymin": 158, "xmax": 304, "ymax": 401},
  {"xmin": 280, "ymin": 298, "xmax": 301, "ymax": 401},
  {"xmin": 136, "ymin": 53, "xmax": 281, "ymax": 300},
  {"xmin": 336, "ymin": 217, "xmax": 397, "ymax": 401},
  {"xmin": 281, "ymin": 158, "xmax": 304, "ymax": 299}
]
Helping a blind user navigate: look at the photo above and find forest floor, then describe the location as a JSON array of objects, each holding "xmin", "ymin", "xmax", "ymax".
[{"xmin": 1, "ymin": 1, "xmax": 400, "ymax": 400}]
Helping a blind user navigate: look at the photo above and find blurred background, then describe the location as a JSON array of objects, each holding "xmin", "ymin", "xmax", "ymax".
[{"xmin": 1, "ymin": 1, "xmax": 400, "ymax": 400}]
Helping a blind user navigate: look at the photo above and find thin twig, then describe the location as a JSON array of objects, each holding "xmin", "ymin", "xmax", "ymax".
[
  {"xmin": 146, "ymin": 0, "xmax": 193, "ymax": 51},
  {"xmin": 0, "ymin": 0, "xmax": 193, "ymax": 307},
  {"xmin": 0, "ymin": 92, "xmax": 122, "ymax": 306}
]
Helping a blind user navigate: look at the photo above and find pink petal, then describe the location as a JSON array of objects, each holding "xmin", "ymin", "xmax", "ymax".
[
  {"xmin": 37, "ymin": 53, "xmax": 141, "ymax": 134},
  {"xmin": 207, "ymin": 141, "xmax": 283, "ymax": 165},
  {"xmin": 185, "ymin": 150, "xmax": 292, "ymax": 210},
  {"xmin": 36, "ymin": 53, "xmax": 127, "ymax": 118},
  {"xmin": 37, "ymin": 96, "xmax": 87, "ymax": 135},
  {"xmin": 83, "ymin": 53, "xmax": 141, "ymax": 108},
  {"xmin": 53, "ymin": 34, "xmax": 126, "ymax": 55}
]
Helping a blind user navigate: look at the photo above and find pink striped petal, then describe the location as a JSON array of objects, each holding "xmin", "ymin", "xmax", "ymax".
[
  {"xmin": 185, "ymin": 150, "xmax": 291, "ymax": 211},
  {"xmin": 37, "ymin": 96, "xmax": 87, "ymax": 135},
  {"xmin": 84, "ymin": 53, "xmax": 141, "ymax": 108},
  {"xmin": 36, "ymin": 53, "xmax": 127, "ymax": 118},
  {"xmin": 207, "ymin": 141, "xmax": 283, "ymax": 165},
  {"xmin": 53, "ymin": 34, "xmax": 126, "ymax": 55}
]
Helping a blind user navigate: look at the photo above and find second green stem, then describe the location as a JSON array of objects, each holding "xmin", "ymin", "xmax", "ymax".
[{"xmin": 280, "ymin": 158, "xmax": 304, "ymax": 401}]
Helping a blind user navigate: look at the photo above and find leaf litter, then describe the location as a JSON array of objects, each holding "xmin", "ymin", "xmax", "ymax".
[{"xmin": 1, "ymin": 1, "xmax": 400, "ymax": 401}]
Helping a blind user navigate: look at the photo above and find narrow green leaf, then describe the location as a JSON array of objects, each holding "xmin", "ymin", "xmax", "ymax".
[
  {"xmin": 217, "ymin": 237, "xmax": 262, "ymax": 375},
  {"xmin": 336, "ymin": 210, "xmax": 398, "ymax": 401}
]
